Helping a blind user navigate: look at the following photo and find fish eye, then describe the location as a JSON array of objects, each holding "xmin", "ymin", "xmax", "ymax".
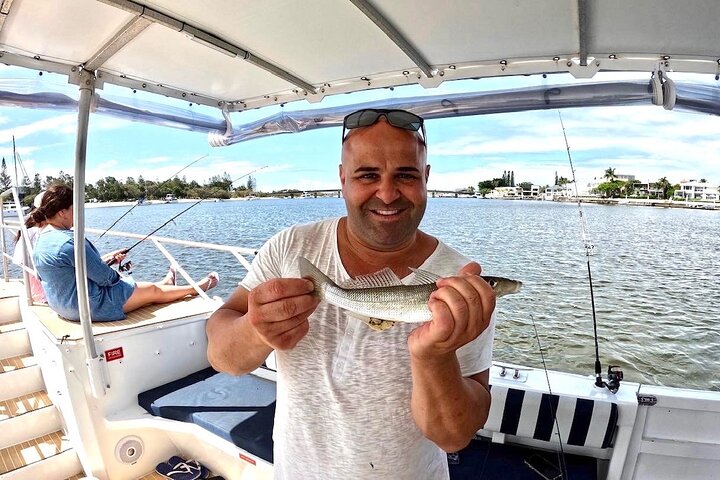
[{"xmin": 488, "ymin": 279, "xmax": 497, "ymax": 288}]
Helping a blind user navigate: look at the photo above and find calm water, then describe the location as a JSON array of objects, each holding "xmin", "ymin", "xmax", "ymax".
[{"xmin": 21, "ymin": 198, "xmax": 720, "ymax": 391}]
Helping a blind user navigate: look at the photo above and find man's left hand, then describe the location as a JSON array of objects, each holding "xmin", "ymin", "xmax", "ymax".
[{"xmin": 408, "ymin": 262, "xmax": 496, "ymax": 362}]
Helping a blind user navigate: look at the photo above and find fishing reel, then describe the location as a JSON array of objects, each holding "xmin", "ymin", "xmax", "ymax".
[
  {"xmin": 606, "ymin": 365, "xmax": 623, "ymax": 393},
  {"xmin": 599, "ymin": 365, "xmax": 623, "ymax": 394},
  {"xmin": 118, "ymin": 260, "xmax": 133, "ymax": 274}
]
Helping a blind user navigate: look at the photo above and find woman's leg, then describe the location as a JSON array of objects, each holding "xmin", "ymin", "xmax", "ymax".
[{"xmin": 123, "ymin": 272, "xmax": 218, "ymax": 313}]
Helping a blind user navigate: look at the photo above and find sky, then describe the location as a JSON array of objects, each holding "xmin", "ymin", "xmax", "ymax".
[{"xmin": 2, "ymin": 64, "xmax": 719, "ymax": 193}]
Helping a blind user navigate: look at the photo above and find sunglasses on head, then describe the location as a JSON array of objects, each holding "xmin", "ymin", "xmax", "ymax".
[{"xmin": 342, "ymin": 109, "xmax": 426, "ymax": 145}]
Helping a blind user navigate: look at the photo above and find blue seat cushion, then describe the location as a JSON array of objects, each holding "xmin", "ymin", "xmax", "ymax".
[{"xmin": 138, "ymin": 367, "xmax": 276, "ymax": 463}]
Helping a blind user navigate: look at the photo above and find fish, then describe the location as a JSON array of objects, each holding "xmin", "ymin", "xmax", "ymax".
[{"xmin": 298, "ymin": 256, "xmax": 522, "ymax": 329}]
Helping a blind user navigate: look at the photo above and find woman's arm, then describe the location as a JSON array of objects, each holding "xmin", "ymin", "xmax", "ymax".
[{"xmin": 84, "ymin": 240, "xmax": 121, "ymax": 286}]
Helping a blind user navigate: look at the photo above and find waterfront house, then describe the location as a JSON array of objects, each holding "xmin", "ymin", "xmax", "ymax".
[{"xmin": 673, "ymin": 180, "xmax": 719, "ymax": 201}]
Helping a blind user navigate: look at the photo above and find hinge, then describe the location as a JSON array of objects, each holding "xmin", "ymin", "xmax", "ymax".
[{"xmin": 637, "ymin": 394, "xmax": 657, "ymax": 406}]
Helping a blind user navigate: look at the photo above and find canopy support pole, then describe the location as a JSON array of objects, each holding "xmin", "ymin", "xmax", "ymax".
[{"xmin": 73, "ymin": 68, "xmax": 106, "ymax": 398}]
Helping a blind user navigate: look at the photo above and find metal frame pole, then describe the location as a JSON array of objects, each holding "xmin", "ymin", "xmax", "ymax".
[{"xmin": 74, "ymin": 68, "xmax": 106, "ymax": 397}]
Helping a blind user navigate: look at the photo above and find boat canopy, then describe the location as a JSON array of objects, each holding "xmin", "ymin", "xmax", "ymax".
[
  {"xmin": 1, "ymin": 0, "xmax": 719, "ymax": 112},
  {"xmin": 1, "ymin": 0, "xmax": 719, "ymax": 146}
]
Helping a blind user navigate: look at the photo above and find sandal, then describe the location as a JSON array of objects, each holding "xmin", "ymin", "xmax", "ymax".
[{"xmin": 156, "ymin": 455, "xmax": 209, "ymax": 479}]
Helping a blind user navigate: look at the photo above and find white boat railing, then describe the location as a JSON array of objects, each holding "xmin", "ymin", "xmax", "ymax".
[
  {"xmin": 1, "ymin": 209, "xmax": 258, "ymax": 304},
  {"xmin": 84, "ymin": 227, "xmax": 257, "ymax": 301},
  {"xmin": 1, "ymin": 187, "xmax": 36, "ymax": 302}
]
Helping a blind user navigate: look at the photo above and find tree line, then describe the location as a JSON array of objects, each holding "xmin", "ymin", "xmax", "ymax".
[
  {"xmin": 0, "ymin": 163, "xmax": 259, "ymax": 205},
  {"xmin": 593, "ymin": 167, "xmax": 713, "ymax": 199},
  {"xmin": 467, "ymin": 167, "xmax": 718, "ymax": 199}
]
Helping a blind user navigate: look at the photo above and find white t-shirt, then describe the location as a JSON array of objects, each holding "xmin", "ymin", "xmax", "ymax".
[{"xmin": 241, "ymin": 217, "xmax": 494, "ymax": 480}]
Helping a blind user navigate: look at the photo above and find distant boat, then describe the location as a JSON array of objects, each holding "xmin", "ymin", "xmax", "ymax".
[
  {"xmin": 164, "ymin": 194, "xmax": 178, "ymax": 203},
  {"xmin": 1, "ymin": 203, "xmax": 29, "ymax": 218}
]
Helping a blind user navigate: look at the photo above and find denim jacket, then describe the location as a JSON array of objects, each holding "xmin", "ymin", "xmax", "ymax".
[{"xmin": 33, "ymin": 227, "xmax": 136, "ymax": 321}]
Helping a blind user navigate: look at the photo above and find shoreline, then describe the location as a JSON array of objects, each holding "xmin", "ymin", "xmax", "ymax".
[{"xmin": 83, "ymin": 196, "xmax": 719, "ymax": 211}]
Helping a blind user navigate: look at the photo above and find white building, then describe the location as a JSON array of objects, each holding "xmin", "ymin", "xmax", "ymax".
[
  {"xmin": 544, "ymin": 184, "xmax": 573, "ymax": 200},
  {"xmin": 673, "ymin": 180, "xmax": 718, "ymax": 201},
  {"xmin": 521, "ymin": 185, "xmax": 541, "ymax": 198},
  {"xmin": 487, "ymin": 186, "xmax": 522, "ymax": 199}
]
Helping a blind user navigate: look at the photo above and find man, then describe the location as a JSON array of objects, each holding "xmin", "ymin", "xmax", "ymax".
[{"xmin": 207, "ymin": 108, "xmax": 495, "ymax": 479}]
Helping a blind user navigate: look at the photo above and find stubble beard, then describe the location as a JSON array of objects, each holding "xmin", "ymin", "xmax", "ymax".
[{"xmin": 347, "ymin": 201, "xmax": 426, "ymax": 250}]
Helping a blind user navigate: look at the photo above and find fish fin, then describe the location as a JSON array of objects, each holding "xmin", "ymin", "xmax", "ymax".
[
  {"xmin": 408, "ymin": 267, "xmax": 441, "ymax": 285},
  {"xmin": 342, "ymin": 268, "xmax": 402, "ymax": 288},
  {"xmin": 345, "ymin": 312, "xmax": 396, "ymax": 332},
  {"xmin": 297, "ymin": 256, "xmax": 338, "ymax": 290}
]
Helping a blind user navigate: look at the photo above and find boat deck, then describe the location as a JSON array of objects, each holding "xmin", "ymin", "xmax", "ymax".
[{"xmin": 29, "ymin": 296, "xmax": 219, "ymax": 342}]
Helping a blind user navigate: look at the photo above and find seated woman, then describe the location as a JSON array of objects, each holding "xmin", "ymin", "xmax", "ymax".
[
  {"xmin": 32, "ymin": 183, "xmax": 219, "ymax": 321},
  {"xmin": 12, "ymin": 190, "xmax": 48, "ymax": 303}
]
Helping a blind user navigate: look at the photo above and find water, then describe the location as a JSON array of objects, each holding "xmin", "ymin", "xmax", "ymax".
[{"xmin": 20, "ymin": 198, "xmax": 720, "ymax": 391}]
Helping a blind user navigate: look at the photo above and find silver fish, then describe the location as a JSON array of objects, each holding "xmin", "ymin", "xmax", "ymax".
[{"xmin": 298, "ymin": 257, "xmax": 522, "ymax": 326}]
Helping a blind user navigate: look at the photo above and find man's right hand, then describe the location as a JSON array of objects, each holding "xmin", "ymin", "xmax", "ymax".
[{"xmin": 246, "ymin": 278, "xmax": 320, "ymax": 350}]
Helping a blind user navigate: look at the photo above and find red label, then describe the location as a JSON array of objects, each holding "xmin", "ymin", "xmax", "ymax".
[
  {"xmin": 104, "ymin": 347, "xmax": 124, "ymax": 362},
  {"xmin": 239, "ymin": 453, "xmax": 256, "ymax": 466}
]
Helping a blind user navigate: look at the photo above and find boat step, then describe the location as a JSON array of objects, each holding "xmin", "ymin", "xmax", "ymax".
[
  {"xmin": 0, "ymin": 280, "xmax": 24, "ymax": 299},
  {"xmin": 0, "ymin": 403, "xmax": 61, "ymax": 451},
  {"xmin": 0, "ymin": 321, "xmax": 24, "ymax": 335},
  {"xmin": 0, "ymin": 390, "xmax": 52, "ymax": 421},
  {"xmin": 0, "ymin": 431, "xmax": 80, "ymax": 480},
  {"xmin": 0, "ymin": 361, "xmax": 43, "ymax": 403},
  {"xmin": 0, "ymin": 328, "xmax": 30, "ymax": 361},
  {"xmin": 0, "ymin": 287, "xmax": 22, "ymax": 325},
  {"xmin": 0, "ymin": 354, "xmax": 36, "ymax": 375}
]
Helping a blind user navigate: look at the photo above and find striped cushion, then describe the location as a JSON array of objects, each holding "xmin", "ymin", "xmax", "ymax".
[{"xmin": 483, "ymin": 385, "xmax": 618, "ymax": 449}]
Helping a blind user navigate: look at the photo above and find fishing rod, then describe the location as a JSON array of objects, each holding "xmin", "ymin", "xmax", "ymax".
[
  {"xmin": 530, "ymin": 314, "xmax": 568, "ymax": 480},
  {"xmin": 106, "ymin": 165, "xmax": 268, "ymax": 266},
  {"xmin": 558, "ymin": 112, "xmax": 623, "ymax": 394},
  {"xmin": 96, "ymin": 154, "xmax": 209, "ymax": 240},
  {"xmin": 229, "ymin": 164, "xmax": 268, "ymax": 187},
  {"xmin": 106, "ymin": 199, "xmax": 202, "ymax": 266}
]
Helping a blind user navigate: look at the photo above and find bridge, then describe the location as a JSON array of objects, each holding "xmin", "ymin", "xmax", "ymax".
[{"xmin": 285, "ymin": 189, "xmax": 474, "ymax": 198}]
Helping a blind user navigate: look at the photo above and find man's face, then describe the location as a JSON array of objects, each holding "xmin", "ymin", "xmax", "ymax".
[{"xmin": 340, "ymin": 119, "xmax": 429, "ymax": 250}]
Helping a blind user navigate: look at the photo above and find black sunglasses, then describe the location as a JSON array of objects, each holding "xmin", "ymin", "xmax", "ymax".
[{"xmin": 342, "ymin": 109, "xmax": 426, "ymax": 145}]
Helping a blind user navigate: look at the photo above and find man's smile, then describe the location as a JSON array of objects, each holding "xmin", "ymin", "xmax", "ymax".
[{"xmin": 372, "ymin": 208, "xmax": 401, "ymax": 216}]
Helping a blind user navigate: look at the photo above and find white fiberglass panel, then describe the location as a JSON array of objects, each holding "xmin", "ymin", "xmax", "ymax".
[
  {"xmin": 644, "ymin": 406, "xmax": 720, "ymax": 445},
  {"xmin": 634, "ymin": 453, "xmax": 720, "ymax": 480}
]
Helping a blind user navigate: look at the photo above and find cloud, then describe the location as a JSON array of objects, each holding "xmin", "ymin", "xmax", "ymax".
[
  {"xmin": 144, "ymin": 156, "xmax": 172, "ymax": 164},
  {"xmin": 0, "ymin": 114, "xmax": 77, "ymax": 143}
]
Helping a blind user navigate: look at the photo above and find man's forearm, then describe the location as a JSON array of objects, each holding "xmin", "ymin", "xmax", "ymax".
[
  {"xmin": 410, "ymin": 355, "xmax": 491, "ymax": 452},
  {"xmin": 207, "ymin": 308, "xmax": 273, "ymax": 376}
]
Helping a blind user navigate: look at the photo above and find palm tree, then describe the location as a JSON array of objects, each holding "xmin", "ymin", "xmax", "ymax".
[
  {"xmin": 655, "ymin": 177, "xmax": 672, "ymax": 199},
  {"xmin": 622, "ymin": 179, "xmax": 640, "ymax": 197},
  {"xmin": 604, "ymin": 167, "xmax": 616, "ymax": 182}
]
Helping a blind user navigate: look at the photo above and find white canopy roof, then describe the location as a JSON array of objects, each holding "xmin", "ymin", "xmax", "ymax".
[{"xmin": 1, "ymin": 0, "xmax": 718, "ymax": 112}]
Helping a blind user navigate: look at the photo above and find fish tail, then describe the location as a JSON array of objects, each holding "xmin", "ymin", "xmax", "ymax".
[{"xmin": 297, "ymin": 257, "xmax": 338, "ymax": 296}]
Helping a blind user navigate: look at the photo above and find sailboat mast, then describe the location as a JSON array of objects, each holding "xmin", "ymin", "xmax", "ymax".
[{"xmin": 12, "ymin": 135, "xmax": 17, "ymax": 187}]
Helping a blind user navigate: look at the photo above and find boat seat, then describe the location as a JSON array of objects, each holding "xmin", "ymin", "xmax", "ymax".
[
  {"xmin": 483, "ymin": 384, "xmax": 618, "ymax": 450},
  {"xmin": 28, "ymin": 296, "xmax": 216, "ymax": 341},
  {"xmin": 138, "ymin": 367, "xmax": 276, "ymax": 463}
]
